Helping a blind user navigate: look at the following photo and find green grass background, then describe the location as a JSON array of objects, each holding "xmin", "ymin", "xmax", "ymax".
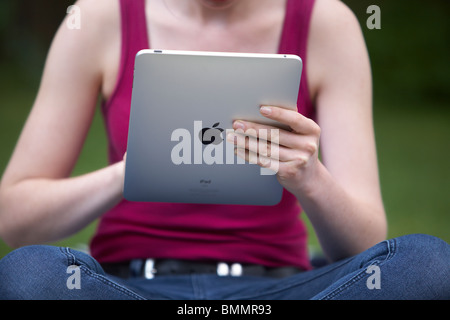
[{"xmin": 0, "ymin": 0, "xmax": 449, "ymax": 258}]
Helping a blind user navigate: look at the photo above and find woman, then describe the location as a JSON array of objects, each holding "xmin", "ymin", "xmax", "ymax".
[{"xmin": 0, "ymin": 0, "xmax": 448, "ymax": 299}]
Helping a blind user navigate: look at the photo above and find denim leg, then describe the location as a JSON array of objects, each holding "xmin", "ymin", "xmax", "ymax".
[
  {"xmin": 204, "ymin": 234, "xmax": 450, "ymax": 300},
  {"xmin": 1, "ymin": 235, "xmax": 447, "ymax": 300},
  {"xmin": 0, "ymin": 245, "xmax": 145, "ymax": 300},
  {"xmin": 312, "ymin": 234, "xmax": 450, "ymax": 300}
]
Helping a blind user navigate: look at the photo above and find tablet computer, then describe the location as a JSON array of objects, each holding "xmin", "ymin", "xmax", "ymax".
[{"xmin": 124, "ymin": 49, "xmax": 302, "ymax": 205}]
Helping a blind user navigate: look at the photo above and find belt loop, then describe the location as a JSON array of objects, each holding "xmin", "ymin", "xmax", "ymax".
[
  {"xmin": 144, "ymin": 259, "xmax": 156, "ymax": 279},
  {"xmin": 217, "ymin": 262, "xmax": 229, "ymax": 276},
  {"xmin": 230, "ymin": 263, "xmax": 243, "ymax": 276}
]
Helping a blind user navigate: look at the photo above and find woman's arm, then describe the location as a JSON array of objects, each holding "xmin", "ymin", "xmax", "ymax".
[
  {"xmin": 306, "ymin": 0, "xmax": 387, "ymax": 260},
  {"xmin": 230, "ymin": 0, "xmax": 387, "ymax": 262},
  {"xmin": 0, "ymin": 0, "xmax": 123, "ymax": 248}
]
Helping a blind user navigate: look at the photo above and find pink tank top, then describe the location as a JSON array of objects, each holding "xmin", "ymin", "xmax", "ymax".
[{"xmin": 90, "ymin": 0, "xmax": 316, "ymax": 271}]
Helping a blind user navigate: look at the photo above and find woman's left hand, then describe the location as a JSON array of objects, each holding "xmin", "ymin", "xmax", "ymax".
[{"xmin": 227, "ymin": 105, "xmax": 322, "ymax": 194}]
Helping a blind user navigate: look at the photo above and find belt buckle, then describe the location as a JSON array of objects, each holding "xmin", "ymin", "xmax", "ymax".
[{"xmin": 217, "ymin": 262, "xmax": 243, "ymax": 277}]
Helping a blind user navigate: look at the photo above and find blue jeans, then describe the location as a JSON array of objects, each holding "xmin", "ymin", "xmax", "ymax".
[{"xmin": 0, "ymin": 234, "xmax": 449, "ymax": 300}]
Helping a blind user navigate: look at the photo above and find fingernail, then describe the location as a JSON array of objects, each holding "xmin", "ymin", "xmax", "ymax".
[
  {"xmin": 226, "ymin": 132, "xmax": 235, "ymax": 143},
  {"xmin": 259, "ymin": 157, "xmax": 271, "ymax": 167},
  {"xmin": 233, "ymin": 121, "xmax": 245, "ymax": 130},
  {"xmin": 260, "ymin": 106, "xmax": 272, "ymax": 115}
]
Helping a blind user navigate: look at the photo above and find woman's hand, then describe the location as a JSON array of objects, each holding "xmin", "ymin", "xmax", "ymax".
[{"xmin": 227, "ymin": 105, "xmax": 321, "ymax": 195}]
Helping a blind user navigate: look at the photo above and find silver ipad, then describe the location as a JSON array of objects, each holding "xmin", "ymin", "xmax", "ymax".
[{"xmin": 124, "ymin": 49, "xmax": 302, "ymax": 205}]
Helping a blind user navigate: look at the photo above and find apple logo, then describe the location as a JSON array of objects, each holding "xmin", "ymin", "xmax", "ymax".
[{"xmin": 199, "ymin": 122, "xmax": 224, "ymax": 145}]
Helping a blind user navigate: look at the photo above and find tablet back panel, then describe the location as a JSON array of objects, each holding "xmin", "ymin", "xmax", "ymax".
[{"xmin": 124, "ymin": 50, "xmax": 302, "ymax": 205}]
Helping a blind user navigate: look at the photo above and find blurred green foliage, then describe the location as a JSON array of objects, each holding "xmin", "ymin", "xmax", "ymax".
[
  {"xmin": 0, "ymin": 1, "xmax": 449, "ymax": 258},
  {"xmin": 347, "ymin": 0, "xmax": 450, "ymax": 106}
]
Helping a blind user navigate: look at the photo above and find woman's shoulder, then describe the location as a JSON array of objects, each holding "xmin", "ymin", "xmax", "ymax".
[
  {"xmin": 307, "ymin": 0, "xmax": 367, "ymax": 99},
  {"xmin": 69, "ymin": 0, "xmax": 121, "ymax": 36},
  {"xmin": 62, "ymin": 0, "xmax": 122, "ymax": 97},
  {"xmin": 311, "ymin": 0, "xmax": 360, "ymax": 33}
]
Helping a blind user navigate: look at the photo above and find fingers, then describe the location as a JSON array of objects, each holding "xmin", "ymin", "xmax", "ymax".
[
  {"xmin": 235, "ymin": 147, "xmax": 280, "ymax": 173},
  {"xmin": 229, "ymin": 132, "xmax": 313, "ymax": 166},
  {"xmin": 260, "ymin": 106, "xmax": 320, "ymax": 136},
  {"xmin": 230, "ymin": 106, "xmax": 320, "ymax": 155},
  {"xmin": 232, "ymin": 120, "xmax": 296, "ymax": 148},
  {"xmin": 228, "ymin": 106, "xmax": 321, "ymax": 178},
  {"xmin": 227, "ymin": 130, "xmax": 303, "ymax": 163}
]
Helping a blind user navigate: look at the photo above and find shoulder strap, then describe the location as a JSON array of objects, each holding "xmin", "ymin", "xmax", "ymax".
[
  {"xmin": 279, "ymin": 0, "xmax": 316, "ymax": 118},
  {"xmin": 279, "ymin": 0, "xmax": 315, "ymax": 57},
  {"xmin": 119, "ymin": 0, "xmax": 149, "ymax": 72},
  {"xmin": 105, "ymin": 0, "xmax": 149, "ymax": 111}
]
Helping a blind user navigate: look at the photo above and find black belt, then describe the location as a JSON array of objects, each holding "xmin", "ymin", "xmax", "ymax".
[{"xmin": 101, "ymin": 259, "xmax": 303, "ymax": 279}]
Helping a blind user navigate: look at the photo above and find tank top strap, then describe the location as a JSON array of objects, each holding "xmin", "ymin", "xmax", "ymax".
[
  {"xmin": 279, "ymin": 0, "xmax": 316, "ymax": 119},
  {"xmin": 118, "ymin": 0, "xmax": 149, "ymax": 92},
  {"xmin": 280, "ymin": 0, "xmax": 315, "ymax": 57},
  {"xmin": 105, "ymin": 0, "xmax": 149, "ymax": 112},
  {"xmin": 120, "ymin": 0, "xmax": 149, "ymax": 56}
]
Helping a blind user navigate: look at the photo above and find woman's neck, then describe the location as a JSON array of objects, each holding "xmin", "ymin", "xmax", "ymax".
[{"xmin": 161, "ymin": 0, "xmax": 284, "ymax": 26}]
